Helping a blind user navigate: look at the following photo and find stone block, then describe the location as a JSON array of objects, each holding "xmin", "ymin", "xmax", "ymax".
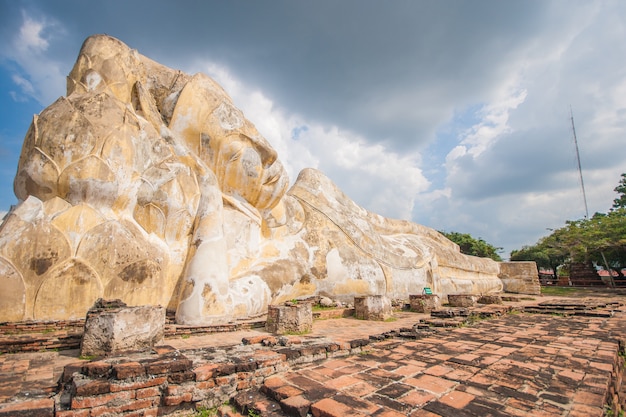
[
  {"xmin": 409, "ymin": 294, "xmax": 441, "ymax": 313},
  {"xmin": 266, "ymin": 303, "xmax": 313, "ymax": 334},
  {"xmin": 499, "ymin": 261, "xmax": 541, "ymax": 295},
  {"xmin": 477, "ymin": 295, "xmax": 503, "ymax": 305},
  {"xmin": 354, "ymin": 296, "xmax": 392, "ymax": 321},
  {"xmin": 447, "ymin": 294, "xmax": 477, "ymax": 308},
  {"xmin": 80, "ymin": 299, "xmax": 165, "ymax": 357}
]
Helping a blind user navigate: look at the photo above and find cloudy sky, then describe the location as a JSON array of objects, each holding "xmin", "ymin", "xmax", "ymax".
[{"xmin": 1, "ymin": 0, "xmax": 625, "ymax": 258}]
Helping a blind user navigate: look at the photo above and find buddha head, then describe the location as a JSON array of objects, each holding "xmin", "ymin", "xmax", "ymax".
[
  {"xmin": 168, "ymin": 74, "xmax": 289, "ymax": 213},
  {"xmin": 67, "ymin": 35, "xmax": 144, "ymax": 103}
]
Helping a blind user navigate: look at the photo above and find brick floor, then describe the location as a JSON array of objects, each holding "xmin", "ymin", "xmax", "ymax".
[{"xmin": 0, "ymin": 292, "xmax": 625, "ymax": 417}]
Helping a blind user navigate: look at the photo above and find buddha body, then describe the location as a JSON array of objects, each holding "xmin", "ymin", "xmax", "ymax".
[{"xmin": 0, "ymin": 35, "xmax": 505, "ymax": 324}]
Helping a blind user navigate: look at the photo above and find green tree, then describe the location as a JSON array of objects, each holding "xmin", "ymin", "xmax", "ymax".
[
  {"xmin": 613, "ymin": 173, "xmax": 626, "ymax": 210},
  {"xmin": 510, "ymin": 229, "xmax": 569, "ymax": 281},
  {"xmin": 439, "ymin": 231, "xmax": 502, "ymax": 261},
  {"xmin": 510, "ymin": 173, "xmax": 626, "ymax": 281}
]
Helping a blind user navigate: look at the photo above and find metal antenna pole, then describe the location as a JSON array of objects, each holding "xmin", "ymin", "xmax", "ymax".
[{"xmin": 570, "ymin": 106, "xmax": 589, "ymax": 219}]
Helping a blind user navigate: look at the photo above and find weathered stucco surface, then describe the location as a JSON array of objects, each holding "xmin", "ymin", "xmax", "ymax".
[{"xmin": 0, "ymin": 35, "xmax": 534, "ymax": 324}]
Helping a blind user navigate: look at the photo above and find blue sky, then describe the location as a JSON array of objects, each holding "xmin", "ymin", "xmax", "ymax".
[{"xmin": 1, "ymin": 0, "xmax": 625, "ymax": 257}]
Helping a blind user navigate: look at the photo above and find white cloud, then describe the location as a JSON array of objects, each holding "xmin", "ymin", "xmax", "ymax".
[
  {"xmin": 15, "ymin": 14, "xmax": 49, "ymax": 53},
  {"xmin": 191, "ymin": 60, "xmax": 429, "ymax": 221},
  {"xmin": 3, "ymin": 10, "xmax": 66, "ymax": 105}
]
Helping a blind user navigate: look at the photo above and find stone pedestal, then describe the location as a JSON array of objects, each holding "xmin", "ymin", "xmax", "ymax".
[
  {"xmin": 81, "ymin": 299, "xmax": 165, "ymax": 357},
  {"xmin": 409, "ymin": 294, "xmax": 441, "ymax": 313},
  {"xmin": 447, "ymin": 294, "xmax": 477, "ymax": 308},
  {"xmin": 477, "ymin": 295, "xmax": 503, "ymax": 305},
  {"xmin": 354, "ymin": 296, "xmax": 392, "ymax": 321},
  {"xmin": 266, "ymin": 303, "xmax": 313, "ymax": 334},
  {"xmin": 499, "ymin": 261, "xmax": 541, "ymax": 294}
]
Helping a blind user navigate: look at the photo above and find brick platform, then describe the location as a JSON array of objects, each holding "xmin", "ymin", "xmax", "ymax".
[{"xmin": 0, "ymin": 293, "xmax": 625, "ymax": 416}]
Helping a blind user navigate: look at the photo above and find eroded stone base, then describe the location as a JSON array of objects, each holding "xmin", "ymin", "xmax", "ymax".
[
  {"xmin": 81, "ymin": 299, "xmax": 165, "ymax": 357},
  {"xmin": 354, "ymin": 296, "xmax": 392, "ymax": 321},
  {"xmin": 409, "ymin": 294, "xmax": 441, "ymax": 313},
  {"xmin": 266, "ymin": 303, "xmax": 313, "ymax": 335}
]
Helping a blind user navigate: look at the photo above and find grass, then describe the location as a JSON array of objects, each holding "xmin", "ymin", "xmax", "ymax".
[
  {"xmin": 540, "ymin": 286, "xmax": 581, "ymax": 296},
  {"xmin": 312, "ymin": 304, "xmax": 337, "ymax": 311},
  {"xmin": 282, "ymin": 329, "xmax": 311, "ymax": 336},
  {"xmin": 79, "ymin": 354, "xmax": 96, "ymax": 361}
]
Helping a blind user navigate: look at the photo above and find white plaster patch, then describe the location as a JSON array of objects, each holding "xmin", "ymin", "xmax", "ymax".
[
  {"xmin": 326, "ymin": 248, "xmax": 348, "ymax": 282},
  {"xmin": 85, "ymin": 70, "xmax": 102, "ymax": 91},
  {"xmin": 214, "ymin": 102, "xmax": 243, "ymax": 130}
]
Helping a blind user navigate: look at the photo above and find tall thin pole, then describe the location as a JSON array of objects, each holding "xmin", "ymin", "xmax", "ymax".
[{"xmin": 570, "ymin": 106, "xmax": 589, "ymax": 219}]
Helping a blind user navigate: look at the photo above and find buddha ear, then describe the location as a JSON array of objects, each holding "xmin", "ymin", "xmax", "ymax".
[{"xmin": 133, "ymin": 81, "xmax": 163, "ymax": 132}]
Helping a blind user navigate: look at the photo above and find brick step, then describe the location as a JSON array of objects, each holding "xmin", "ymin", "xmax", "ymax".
[
  {"xmin": 232, "ymin": 389, "xmax": 287, "ymax": 416},
  {"xmin": 0, "ymin": 332, "xmax": 81, "ymax": 353}
]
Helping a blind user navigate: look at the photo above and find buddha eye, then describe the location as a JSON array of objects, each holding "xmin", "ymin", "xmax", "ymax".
[{"xmin": 264, "ymin": 174, "xmax": 280, "ymax": 185}]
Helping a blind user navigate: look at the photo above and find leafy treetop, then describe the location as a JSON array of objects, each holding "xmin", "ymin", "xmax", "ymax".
[{"xmin": 439, "ymin": 231, "xmax": 503, "ymax": 261}]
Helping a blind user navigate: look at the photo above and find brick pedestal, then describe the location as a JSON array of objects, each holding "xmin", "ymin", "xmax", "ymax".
[
  {"xmin": 81, "ymin": 299, "xmax": 165, "ymax": 357},
  {"xmin": 447, "ymin": 295, "xmax": 477, "ymax": 308},
  {"xmin": 266, "ymin": 303, "xmax": 313, "ymax": 334},
  {"xmin": 354, "ymin": 296, "xmax": 392, "ymax": 321},
  {"xmin": 477, "ymin": 295, "xmax": 503, "ymax": 305},
  {"xmin": 409, "ymin": 294, "xmax": 441, "ymax": 313}
]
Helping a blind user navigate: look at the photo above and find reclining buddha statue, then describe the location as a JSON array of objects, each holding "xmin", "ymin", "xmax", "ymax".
[{"xmin": 0, "ymin": 35, "xmax": 510, "ymax": 324}]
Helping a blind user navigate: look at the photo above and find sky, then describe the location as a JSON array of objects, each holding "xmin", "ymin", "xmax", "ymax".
[{"xmin": 0, "ymin": 0, "xmax": 625, "ymax": 258}]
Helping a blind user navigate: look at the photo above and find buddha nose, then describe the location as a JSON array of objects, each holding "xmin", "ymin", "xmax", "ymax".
[{"xmin": 243, "ymin": 134, "xmax": 277, "ymax": 166}]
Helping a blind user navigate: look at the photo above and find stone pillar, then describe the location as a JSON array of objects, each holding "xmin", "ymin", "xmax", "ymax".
[
  {"xmin": 354, "ymin": 296, "xmax": 392, "ymax": 321},
  {"xmin": 498, "ymin": 261, "xmax": 541, "ymax": 294},
  {"xmin": 266, "ymin": 302, "xmax": 313, "ymax": 334},
  {"xmin": 447, "ymin": 294, "xmax": 477, "ymax": 308},
  {"xmin": 80, "ymin": 299, "xmax": 165, "ymax": 357},
  {"xmin": 409, "ymin": 294, "xmax": 441, "ymax": 313}
]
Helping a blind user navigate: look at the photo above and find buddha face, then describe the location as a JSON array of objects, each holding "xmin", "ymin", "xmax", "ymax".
[{"xmin": 209, "ymin": 132, "xmax": 289, "ymax": 211}]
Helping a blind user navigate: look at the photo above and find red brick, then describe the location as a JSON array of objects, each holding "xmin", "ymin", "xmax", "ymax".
[
  {"xmin": 215, "ymin": 375, "xmax": 237, "ymax": 386},
  {"xmin": 136, "ymin": 386, "xmax": 161, "ymax": 399},
  {"xmin": 0, "ymin": 398, "xmax": 54, "ymax": 417},
  {"xmin": 194, "ymin": 363, "xmax": 220, "ymax": 381},
  {"xmin": 252, "ymin": 350, "xmax": 286, "ymax": 367},
  {"xmin": 237, "ymin": 379, "xmax": 252, "ymax": 390},
  {"xmin": 71, "ymin": 390, "xmax": 133, "ymax": 409},
  {"xmin": 572, "ymin": 390, "xmax": 605, "ymax": 407},
  {"xmin": 165, "ymin": 383, "xmax": 195, "ymax": 396},
  {"xmin": 375, "ymin": 410, "xmax": 407, "ymax": 417},
  {"xmin": 162, "ymin": 392, "xmax": 193, "ymax": 406},
  {"xmin": 325, "ymin": 375, "xmax": 361, "ymax": 390},
  {"xmin": 241, "ymin": 335, "xmax": 268, "ymax": 344},
  {"xmin": 274, "ymin": 384, "xmax": 304, "ymax": 400},
  {"xmin": 73, "ymin": 379, "xmax": 110, "ymax": 396},
  {"xmin": 439, "ymin": 390, "xmax": 475, "ymax": 408},
  {"xmin": 196, "ymin": 380, "xmax": 217, "ymax": 390},
  {"xmin": 113, "ymin": 362, "xmax": 146, "ymax": 379},
  {"xmin": 423, "ymin": 364, "xmax": 453, "ymax": 376},
  {"xmin": 89, "ymin": 398, "xmax": 157, "ymax": 417},
  {"xmin": 409, "ymin": 408, "xmax": 441, "ymax": 417},
  {"xmin": 311, "ymin": 397, "xmax": 367, "ymax": 417},
  {"xmin": 141, "ymin": 407, "xmax": 159, "ymax": 417},
  {"xmin": 254, "ymin": 366, "xmax": 276, "ymax": 377},
  {"xmin": 407, "ymin": 374, "xmax": 456, "ymax": 395},
  {"xmin": 343, "ymin": 381, "xmax": 377, "ymax": 397},
  {"xmin": 569, "ymin": 403, "xmax": 604, "ymax": 417},
  {"xmin": 55, "ymin": 410, "xmax": 90, "ymax": 417},
  {"xmin": 109, "ymin": 376, "xmax": 167, "ymax": 392},
  {"xmin": 82, "ymin": 361, "xmax": 112, "ymax": 378},
  {"xmin": 400, "ymin": 389, "xmax": 435, "ymax": 407},
  {"xmin": 280, "ymin": 395, "xmax": 311, "ymax": 417}
]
